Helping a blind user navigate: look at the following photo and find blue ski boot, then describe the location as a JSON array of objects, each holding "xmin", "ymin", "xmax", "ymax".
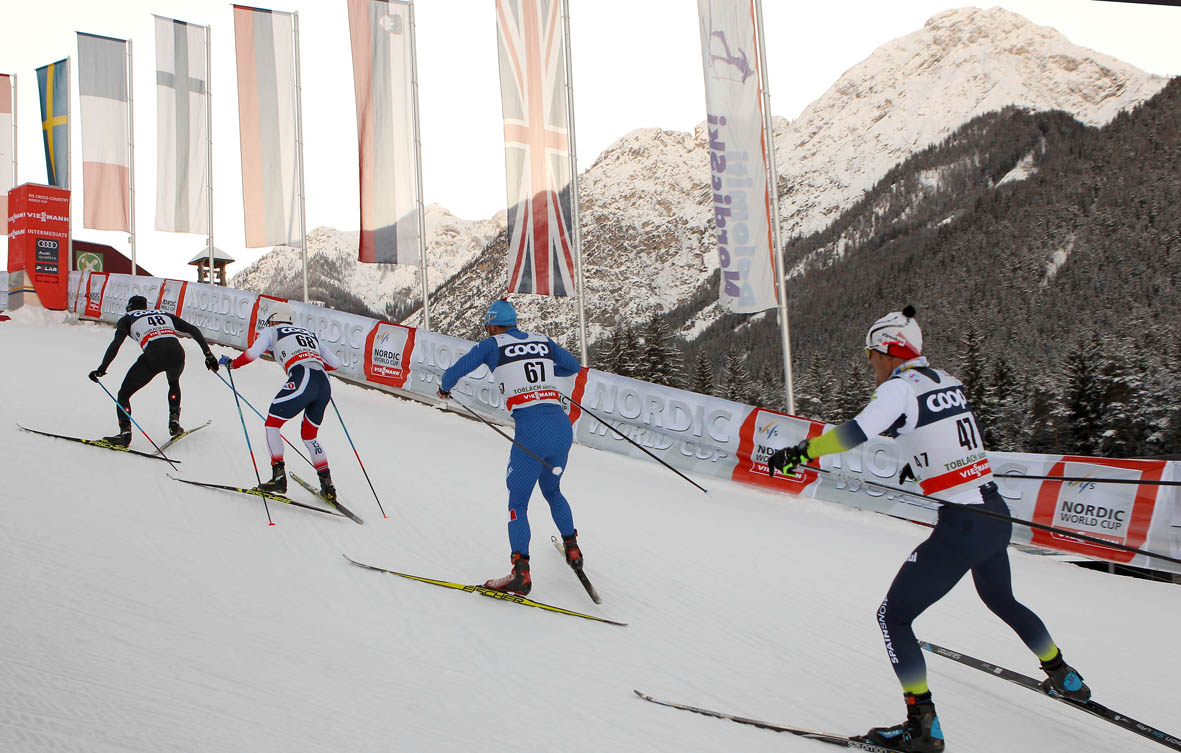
[
  {"xmin": 855, "ymin": 692, "xmax": 945, "ymax": 752},
  {"xmin": 1040, "ymin": 650, "xmax": 1090, "ymax": 702}
]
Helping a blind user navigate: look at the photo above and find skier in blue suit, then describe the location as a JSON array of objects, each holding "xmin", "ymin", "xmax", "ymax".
[{"xmin": 437, "ymin": 299, "xmax": 584, "ymax": 595}]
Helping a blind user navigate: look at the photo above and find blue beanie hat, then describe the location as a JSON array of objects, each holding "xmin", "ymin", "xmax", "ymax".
[{"xmin": 484, "ymin": 299, "xmax": 517, "ymax": 327}]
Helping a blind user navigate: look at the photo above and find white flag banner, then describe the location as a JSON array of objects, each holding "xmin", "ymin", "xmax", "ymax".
[
  {"xmin": 348, "ymin": 0, "xmax": 421, "ymax": 265},
  {"xmin": 233, "ymin": 4, "xmax": 299, "ymax": 248},
  {"xmin": 697, "ymin": 0, "xmax": 778, "ymax": 313},
  {"xmin": 77, "ymin": 33, "xmax": 131, "ymax": 232},
  {"xmin": 0, "ymin": 73, "xmax": 13, "ymax": 234},
  {"xmin": 154, "ymin": 16, "xmax": 209, "ymax": 234}
]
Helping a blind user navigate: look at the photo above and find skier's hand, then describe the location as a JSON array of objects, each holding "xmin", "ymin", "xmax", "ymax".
[
  {"xmin": 898, "ymin": 463, "xmax": 916, "ymax": 485},
  {"xmin": 205, "ymin": 353, "xmax": 220, "ymax": 373},
  {"xmin": 768, "ymin": 439, "xmax": 811, "ymax": 478},
  {"xmin": 218, "ymin": 355, "xmax": 234, "ymax": 369},
  {"xmin": 88, "ymin": 369, "xmax": 106, "ymax": 382},
  {"xmin": 436, "ymin": 388, "xmax": 451, "ymax": 400}
]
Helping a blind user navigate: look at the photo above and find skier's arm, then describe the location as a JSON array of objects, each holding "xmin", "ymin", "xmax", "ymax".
[
  {"xmin": 318, "ymin": 340, "xmax": 343, "ymax": 372},
  {"xmin": 547, "ymin": 339, "xmax": 582, "ymax": 377},
  {"xmin": 229, "ymin": 328, "xmax": 275, "ymax": 369},
  {"xmin": 169, "ymin": 314, "xmax": 213, "ymax": 356},
  {"xmin": 806, "ymin": 378, "xmax": 911, "ymax": 459},
  {"xmin": 440, "ymin": 338, "xmax": 498, "ymax": 393},
  {"xmin": 96, "ymin": 316, "xmax": 131, "ymax": 372}
]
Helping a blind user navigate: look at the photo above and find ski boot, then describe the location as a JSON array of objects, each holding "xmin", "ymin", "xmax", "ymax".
[
  {"xmin": 257, "ymin": 461, "xmax": 287, "ymax": 494},
  {"xmin": 483, "ymin": 553, "xmax": 531, "ymax": 596},
  {"xmin": 562, "ymin": 530, "xmax": 583, "ymax": 570},
  {"xmin": 168, "ymin": 410, "xmax": 184, "ymax": 438},
  {"xmin": 854, "ymin": 692, "xmax": 945, "ymax": 753},
  {"xmin": 317, "ymin": 467, "xmax": 337, "ymax": 503},
  {"xmin": 101, "ymin": 426, "xmax": 132, "ymax": 448},
  {"xmin": 1040, "ymin": 650, "xmax": 1090, "ymax": 702}
]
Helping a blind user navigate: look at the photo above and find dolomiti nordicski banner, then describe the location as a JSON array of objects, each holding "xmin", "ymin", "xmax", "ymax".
[
  {"xmin": 233, "ymin": 4, "xmax": 300, "ymax": 248},
  {"xmin": 697, "ymin": 0, "xmax": 777, "ymax": 313},
  {"xmin": 36, "ymin": 59, "xmax": 70, "ymax": 189},
  {"xmin": 348, "ymin": 0, "xmax": 421, "ymax": 265},
  {"xmin": 0, "ymin": 74, "xmax": 13, "ymax": 234},
  {"xmin": 154, "ymin": 16, "xmax": 209, "ymax": 234},
  {"xmin": 495, "ymin": 0, "xmax": 577, "ymax": 297},
  {"xmin": 77, "ymin": 33, "xmax": 131, "ymax": 232}
]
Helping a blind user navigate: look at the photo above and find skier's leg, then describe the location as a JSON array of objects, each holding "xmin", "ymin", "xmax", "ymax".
[
  {"xmin": 505, "ymin": 420, "xmax": 544, "ymax": 556},
  {"xmin": 115, "ymin": 353, "xmax": 159, "ymax": 427},
  {"xmin": 301, "ymin": 374, "xmax": 330, "ymax": 472},
  {"xmin": 535, "ymin": 413, "xmax": 575, "ymax": 538}
]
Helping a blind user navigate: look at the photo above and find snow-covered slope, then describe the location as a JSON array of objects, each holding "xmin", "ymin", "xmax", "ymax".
[
  {"xmin": 230, "ymin": 204, "xmax": 505, "ymax": 316},
  {"xmin": 2, "ymin": 313, "xmax": 1177, "ymax": 752}
]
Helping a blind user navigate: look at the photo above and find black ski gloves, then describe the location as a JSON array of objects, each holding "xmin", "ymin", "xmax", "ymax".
[
  {"xmin": 205, "ymin": 352, "xmax": 220, "ymax": 372},
  {"xmin": 88, "ymin": 369, "xmax": 106, "ymax": 382},
  {"xmin": 767, "ymin": 439, "xmax": 811, "ymax": 478}
]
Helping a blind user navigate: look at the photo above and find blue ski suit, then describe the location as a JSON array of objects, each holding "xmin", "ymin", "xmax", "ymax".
[{"xmin": 441, "ymin": 329, "xmax": 582, "ymax": 555}]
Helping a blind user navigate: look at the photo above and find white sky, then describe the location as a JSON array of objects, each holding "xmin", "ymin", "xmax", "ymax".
[{"xmin": 1, "ymin": 0, "xmax": 1177, "ymax": 282}]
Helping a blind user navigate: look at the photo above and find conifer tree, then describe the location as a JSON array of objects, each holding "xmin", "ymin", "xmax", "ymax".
[
  {"xmin": 1060, "ymin": 340, "xmax": 1104, "ymax": 455},
  {"xmin": 718, "ymin": 346, "xmax": 758, "ymax": 405},
  {"xmin": 690, "ymin": 351, "xmax": 714, "ymax": 396},
  {"xmin": 641, "ymin": 314, "xmax": 684, "ymax": 388}
]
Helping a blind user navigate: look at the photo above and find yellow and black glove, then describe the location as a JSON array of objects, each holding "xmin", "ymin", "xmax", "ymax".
[{"xmin": 768, "ymin": 439, "xmax": 811, "ymax": 478}]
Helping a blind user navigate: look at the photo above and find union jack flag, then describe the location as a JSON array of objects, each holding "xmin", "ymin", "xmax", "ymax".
[{"xmin": 495, "ymin": 0, "xmax": 577, "ymax": 297}]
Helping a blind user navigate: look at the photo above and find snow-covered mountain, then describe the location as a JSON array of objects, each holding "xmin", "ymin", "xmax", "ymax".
[
  {"xmin": 236, "ymin": 7, "xmax": 1168, "ymax": 340},
  {"xmin": 230, "ymin": 204, "xmax": 505, "ymax": 318}
]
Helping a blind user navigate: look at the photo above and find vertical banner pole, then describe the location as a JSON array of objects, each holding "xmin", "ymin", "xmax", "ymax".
[
  {"xmin": 11, "ymin": 73, "xmax": 16, "ymax": 186},
  {"xmin": 560, "ymin": 0, "xmax": 588, "ymax": 364},
  {"xmin": 127, "ymin": 39, "xmax": 137, "ymax": 275},
  {"xmin": 408, "ymin": 0, "xmax": 430, "ymax": 330},
  {"xmin": 206, "ymin": 24, "xmax": 215, "ymax": 284},
  {"xmin": 753, "ymin": 0, "xmax": 794, "ymax": 414},
  {"xmin": 293, "ymin": 11, "xmax": 309, "ymax": 304},
  {"xmin": 67, "ymin": 56, "xmax": 73, "ymax": 274}
]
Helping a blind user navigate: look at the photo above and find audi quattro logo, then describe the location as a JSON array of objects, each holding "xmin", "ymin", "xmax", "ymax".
[
  {"xmin": 36, "ymin": 239, "xmax": 58, "ymax": 249},
  {"xmin": 925, "ymin": 388, "xmax": 968, "ymax": 412},
  {"xmin": 503, "ymin": 342, "xmax": 550, "ymax": 357}
]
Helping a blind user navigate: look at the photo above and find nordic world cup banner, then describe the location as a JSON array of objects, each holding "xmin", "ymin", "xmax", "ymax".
[
  {"xmin": 495, "ymin": 0, "xmax": 578, "ymax": 297},
  {"xmin": 697, "ymin": 0, "xmax": 777, "ymax": 313},
  {"xmin": 348, "ymin": 0, "xmax": 421, "ymax": 265}
]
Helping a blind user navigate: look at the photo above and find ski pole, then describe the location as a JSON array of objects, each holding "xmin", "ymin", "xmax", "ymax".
[
  {"xmin": 225, "ymin": 365, "xmax": 273, "ymax": 526},
  {"xmin": 214, "ymin": 370, "xmax": 313, "ymax": 467},
  {"xmin": 561, "ymin": 392, "xmax": 709, "ymax": 494},
  {"xmin": 447, "ymin": 396, "xmax": 561, "ymax": 475},
  {"xmin": 329, "ymin": 398, "xmax": 387, "ymax": 519},
  {"xmin": 92, "ymin": 378, "xmax": 179, "ymax": 471},
  {"xmin": 997, "ymin": 471, "xmax": 1181, "ymax": 488},
  {"xmin": 808, "ymin": 465, "xmax": 1181, "ymax": 568}
]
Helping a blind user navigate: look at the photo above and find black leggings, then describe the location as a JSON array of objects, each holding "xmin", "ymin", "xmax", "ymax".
[
  {"xmin": 116, "ymin": 340, "xmax": 185, "ymax": 425},
  {"xmin": 877, "ymin": 483, "xmax": 1056, "ymax": 695}
]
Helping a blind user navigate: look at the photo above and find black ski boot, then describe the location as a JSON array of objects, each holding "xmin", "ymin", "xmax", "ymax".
[
  {"xmin": 257, "ymin": 461, "xmax": 287, "ymax": 493},
  {"xmin": 483, "ymin": 553, "xmax": 531, "ymax": 595},
  {"xmin": 854, "ymin": 692, "xmax": 945, "ymax": 752},
  {"xmin": 1040, "ymin": 650, "xmax": 1091, "ymax": 702},
  {"xmin": 101, "ymin": 426, "xmax": 132, "ymax": 448},
  {"xmin": 317, "ymin": 467, "xmax": 337, "ymax": 502},
  {"xmin": 168, "ymin": 410, "xmax": 184, "ymax": 438},
  {"xmin": 562, "ymin": 530, "xmax": 583, "ymax": 570}
]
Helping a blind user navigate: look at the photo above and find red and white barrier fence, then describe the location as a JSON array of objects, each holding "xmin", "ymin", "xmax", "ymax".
[{"xmin": 68, "ymin": 271, "xmax": 1181, "ymax": 573}]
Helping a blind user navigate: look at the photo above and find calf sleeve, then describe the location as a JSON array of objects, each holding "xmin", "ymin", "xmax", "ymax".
[{"xmin": 265, "ymin": 414, "xmax": 286, "ymax": 462}]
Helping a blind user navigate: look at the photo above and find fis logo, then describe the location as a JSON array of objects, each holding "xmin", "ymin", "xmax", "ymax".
[{"xmin": 756, "ymin": 422, "xmax": 780, "ymax": 440}]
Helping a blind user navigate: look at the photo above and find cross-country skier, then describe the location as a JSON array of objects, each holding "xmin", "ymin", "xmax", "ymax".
[
  {"xmin": 88, "ymin": 294, "xmax": 219, "ymax": 446},
  {"xmin": 768, "ymin": 306, "xmax": 1090, "ymax": 753},
  {"xmin": 219, "ymin": 301, "xmax": 342, "ymax": 501},
  {"xmin": 437, "ymin": 299, "xmax": 583, "ymax": 595}
]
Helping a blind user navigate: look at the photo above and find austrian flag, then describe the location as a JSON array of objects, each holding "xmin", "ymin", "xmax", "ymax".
[{"xmin": 495, "ymin": 0, "xmax": 577, "ymax": 297}]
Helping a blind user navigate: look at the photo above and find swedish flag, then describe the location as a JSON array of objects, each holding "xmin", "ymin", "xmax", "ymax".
[{"xmin": 37, "ymin": 58, "xmax": 69, "ymax": 188}]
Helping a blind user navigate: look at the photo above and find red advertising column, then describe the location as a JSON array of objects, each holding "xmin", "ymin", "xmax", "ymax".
[{"xmin": 7, "ymin": 183, "xmax": 71, "ymax": 309}]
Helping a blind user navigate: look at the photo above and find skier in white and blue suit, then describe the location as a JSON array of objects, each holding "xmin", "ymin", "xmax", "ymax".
[{"xmin": 437, "ymin": 299, "xmax": 584, "ymax": 595}]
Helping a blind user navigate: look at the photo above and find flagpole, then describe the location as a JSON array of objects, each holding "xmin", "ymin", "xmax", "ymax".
[
  {"xmin": 206, "ymin": 23, "xmax": 215, "ymax": 284},
  {"xmin": 11, "ymin": 74, "xmax": 16, "ymax": 186},
  {"xmin": 408, "ymin": 0, "xmax": 430, "ymax": 330},
  {"xmin": 67, "ymin": 56, "xmax": 73, "ymax": 275},
  {"xmin": 560, "ymin": 0, "xmax": 588, "ymax": 364},
  {"xmin": 127, "ymin": 39, "xmax": 137, "ymax": 276},
  {"xmin": 753, "ymin": 0, "xmax": 794, "ymax": 414},
  {"xmin": 293, "ymin": 11, "xmax": 308, "ymax": 303}
]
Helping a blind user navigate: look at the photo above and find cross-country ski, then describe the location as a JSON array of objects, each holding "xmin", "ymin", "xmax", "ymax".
[
  {"xmin": 168, "ymin": 475, "xmax": 346, "ymax": 519},
  {"xmin": 18, "ymin": 424, "xmax": 180, "ymax": 463},
  {"xmin": 156, "ymin": 420, "xmax": 212, "ymax": 453},
  {"xmin": 290, "ymin": 472, "xmax": 365, "ymax": 524}
]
